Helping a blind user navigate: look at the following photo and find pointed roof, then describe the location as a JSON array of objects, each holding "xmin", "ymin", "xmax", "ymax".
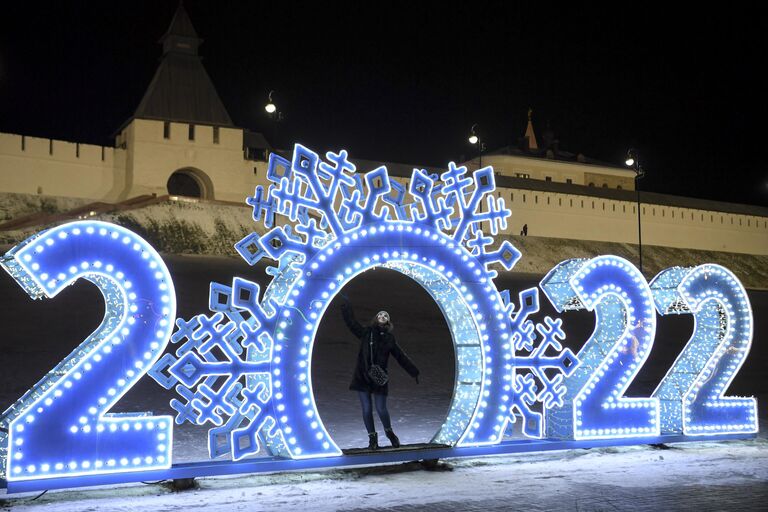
[
  {"xmin": 524, "ymin": 108, "xmax": 538, "ymax": 150},
  {"xmin": 132, "ymin": 3, "xmax": 234, "ymax": 126},
  {"xmin": 162, "ymin": 2, "xmax": 198, "ymax": 41}
]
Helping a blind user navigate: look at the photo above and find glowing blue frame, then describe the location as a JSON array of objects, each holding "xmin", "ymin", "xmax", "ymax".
[
  {"xmin": 0, "ymin": 221, "xmax": 175, "ymax": 482},
  {"xmin": 0, "ymin": 144, "xmax": 759, "ymax": 494},
  {"xmin": 150, "ymin": 143, "xmax": 578, "ymax": 462},
  {"xmin": 650, "ymin": 264, "xmax": 757, "ymax": 435},
  {"xmin": 541, "ymin": 256, "xmax": 659, "ymax": 440}
]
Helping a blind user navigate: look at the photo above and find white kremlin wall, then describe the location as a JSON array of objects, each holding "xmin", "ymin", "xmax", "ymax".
[
  {"xmin": 0, "ymin": 119, "xmax": 766, "ymax": 256},
  {"xmin": 493, "ymin": 188, "xmax": 767, "ymax": 255}
]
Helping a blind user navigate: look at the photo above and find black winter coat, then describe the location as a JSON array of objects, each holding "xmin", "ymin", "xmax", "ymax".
[{"xmin": 341, "ymin": 303, "xmax": 420, "ymax": 395}]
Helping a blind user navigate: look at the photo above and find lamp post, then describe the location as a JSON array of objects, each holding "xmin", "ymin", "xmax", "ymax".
[
  {"xmin": 625, "ymin": 149, "xmax": 646, "ymax": 275},
  {"xmin": 468, "ymin": 124, "xmax": 486, "ymax": 169},
  {"xmin": 265, "ymin": 90, "xmax": 278, "ymax": 116},
  {"xmin": 265, "ymin": 90, "xmax": 283, "ymax": 150},
  {"xmin": 265, "ymin": 90, "xmax": 284, "ymax": 121}
]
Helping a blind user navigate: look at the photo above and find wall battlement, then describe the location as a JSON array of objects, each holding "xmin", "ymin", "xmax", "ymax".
[
  {"xmin": 0, "ymin": 132, "xmax": 115, "ymax": 166},
  {"xmin": 1, "ymin": 128, "xmax": 765, "ymax": 256}
]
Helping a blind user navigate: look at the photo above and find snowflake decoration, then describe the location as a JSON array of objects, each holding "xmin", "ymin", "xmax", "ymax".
[{"xmin": 150, "ymin": 143, "xmax": 579, "ymax": 460}]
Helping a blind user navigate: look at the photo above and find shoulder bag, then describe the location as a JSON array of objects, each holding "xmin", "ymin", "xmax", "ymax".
[{"xmin": 367, "ymin": 331, "xmax": 389, "ymax": 386}]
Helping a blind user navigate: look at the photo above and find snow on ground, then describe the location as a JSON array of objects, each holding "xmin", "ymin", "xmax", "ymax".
[
  {"xmin": 1, "ymin": 255, "xmax": 767, "ymax": 510},
  {"xmin": 0, "ymin": 193, "xmax": 91, "ymax": 224},
  {"xmin": 3, "ymin": 437, "xmax": 767, "ymax": 511},
  {"xmin": 3, "ymin": 190, "xmax": 768, "ymax": 289}
]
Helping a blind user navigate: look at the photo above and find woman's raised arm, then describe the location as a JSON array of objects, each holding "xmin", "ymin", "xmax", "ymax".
[{"xmin": 340, "ymin": 301, "xmax": 365, "ymax": 338}]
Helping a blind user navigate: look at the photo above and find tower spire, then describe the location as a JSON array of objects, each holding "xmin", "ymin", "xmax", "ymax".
[
  {"xmin": 132, "ymin": 2, "xmax": 233, "ymax": 126},
  {"xmin": 161, "ymin": 2, "xmax": 200, "ymax": 56},
  {"xmin": 524, "ymin": 108, "xmax": 538, "ymax": 150}
]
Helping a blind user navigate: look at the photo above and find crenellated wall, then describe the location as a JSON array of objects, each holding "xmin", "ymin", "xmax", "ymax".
[
  {"xmin": 123, "ymin": 119, "xmax": 269, "ymax": 203},
  {"xmin": 492, "ymin": 188, "xmax": 767, "ymax": 255},
  {"xmin": 467, "ymin": 153, "xmax": 637, "ymax": 189},
  {"xmin": 1, "ymin": 124, "xmax": 765, "ymax": 256},
  {"xmin": 376, "ymin": 176, "xmax": 767, "ymax": 256},
  {"xmin": 0, "ymin": 133, "xmax": 122, "ymax": 199},
  {"xmin": 0, "ymin": 121, "xmax": 270, "ymax": 204}
]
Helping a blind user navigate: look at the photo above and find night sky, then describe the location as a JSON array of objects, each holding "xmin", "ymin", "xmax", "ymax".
[{"xmin": 0, "ymin": 2, "xmax": 765, "ymax": 206}]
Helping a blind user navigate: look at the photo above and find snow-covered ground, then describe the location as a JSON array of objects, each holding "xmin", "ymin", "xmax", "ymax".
[
  {"xmin": 3, "ymin": 438, "xmax": 767, "ymax": 510},
  {"xmin": 3, "ymin": 190, "xmax": 767, "ymax": 289},
  {"xmin": 1, "ymin": 255, "xmax": 766, "ymax": 510}
]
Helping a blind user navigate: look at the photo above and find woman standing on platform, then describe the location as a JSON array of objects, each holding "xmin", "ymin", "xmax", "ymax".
[{"xmin": 341, "ymin": 300, "xmax": 420, "ymax": 450}]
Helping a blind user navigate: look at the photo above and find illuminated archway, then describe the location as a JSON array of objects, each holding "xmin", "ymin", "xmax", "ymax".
[
  {"xmin": 310, "ymin": 265, "xmax": 454, "ymax": 447},
  {"xmin": 150, "ymin": 144, "xmax": 577, "ymax": 461},
  {"xmin": 258, "ymin": 226, "xmax": 512, "ymax": 458}
]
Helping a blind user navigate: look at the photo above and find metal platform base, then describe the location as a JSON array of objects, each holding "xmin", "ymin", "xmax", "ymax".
[
  {"xmin": 342, "ymin": 442, "xmax": 448, "ymax": 455},
  {"xmin": 1, "ymin": 433, "xmax": 756, "ymax": 494}
]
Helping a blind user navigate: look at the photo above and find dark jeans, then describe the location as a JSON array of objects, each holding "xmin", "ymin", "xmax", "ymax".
[{"xmin": 357, "ymin": 391, "xmax": 392, "ymax": 434}]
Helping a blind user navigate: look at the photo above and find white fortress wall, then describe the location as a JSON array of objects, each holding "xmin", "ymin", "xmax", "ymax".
[
  {"xmin": 494, "ymin": 188, "xmax": 767, "ymax": 255},
  {"xmin": 0, "ymin": 132, "xmax": 121, "ymax": 200},
  {"xmin": 126, "ymin": 120, "xmax": 269, "ymax": 203},
  {"xmin": 1, "ymin": 126, "xmax": 765, "ymax": 256}
]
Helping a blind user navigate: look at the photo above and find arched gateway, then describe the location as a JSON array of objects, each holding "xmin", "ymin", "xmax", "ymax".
[
  {"xmin": 150, "ymin": 144, "xmax": 577, "ymax": 460},
  {"xmin": 166, "ymin": 168, "xmax": 215, "ymax": 199}
]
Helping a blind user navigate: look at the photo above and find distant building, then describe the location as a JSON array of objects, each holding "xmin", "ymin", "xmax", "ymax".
[
  {"xmin": 0, "ymin": 4, "xmax": 766, "ymax": 255},
  {"xmin": 0, "ymin": 4, "xmax": 270, "ymax": 205},
  {"xmin": 466, "ymin": 110, "xmax": 637, "ymax": 190}
]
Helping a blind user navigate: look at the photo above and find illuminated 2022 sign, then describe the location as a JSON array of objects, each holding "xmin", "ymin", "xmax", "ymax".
[{"xmin": 0, "ymin": 144, "xmax": 757, "ymax": 492}]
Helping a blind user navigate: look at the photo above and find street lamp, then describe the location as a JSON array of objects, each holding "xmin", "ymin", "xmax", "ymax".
[
  {"xmin": 264, "ymin": 90, "xmax": 284, "ymax": 151},
  {"xmin": 265, "ymin": 90, "xmax": 284, "ymax": 121},
  {"xmin": 625, "ymin": 148, "xmax": 646, "ymax": 275},
  {"xmin": 468, "ymin": 124, "xmax": 486, "ymax": 168},
  {"xmin": 265, "ymin": 90, "xmax": 277, "ymax": 115}
]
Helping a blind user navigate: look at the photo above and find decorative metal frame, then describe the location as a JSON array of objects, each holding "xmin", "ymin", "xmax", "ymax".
[{"xmin": 0, "ymin": 144, "xmax": 757, "ymax": 494}]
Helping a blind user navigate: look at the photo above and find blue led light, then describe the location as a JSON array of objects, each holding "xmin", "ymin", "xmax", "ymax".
[
  {"xmin": 0, "ymin": 221, "xmax": 175, "ymax": 481},
  {"xmin": 650, "ymin": 264, "xmax": 757, "ymax": 435},
  {"xmin": 152, "ymin": 143, "xmax": 578, "ymax": 460},
  {"xmin": 150, "ymin": 278, "xmax": 288, "ymax": 461},
  {"xmin": 541, "ymin": 255, "xmax": 659, "ymax": 440},
  {"xmin": 0, "ymin": 146, "xmax": 759, "ymax": 491}
]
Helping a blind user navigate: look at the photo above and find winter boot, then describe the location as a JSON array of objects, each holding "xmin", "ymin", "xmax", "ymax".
[
  {"xmin": 385, "ymin": 428, "xmax": 400, "ymax": 448},
  {"xmin": 367, "ymin": 432, "xmax": 379, "ymax": 450}
]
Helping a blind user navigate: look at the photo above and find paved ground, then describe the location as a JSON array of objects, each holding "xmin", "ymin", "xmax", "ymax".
[{"xmin": 346, "ymin": 484, "xmax": 768, "ymax": 512}]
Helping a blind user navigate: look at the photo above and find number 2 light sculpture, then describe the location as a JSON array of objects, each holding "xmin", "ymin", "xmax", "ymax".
[
  {"xmin": 650, "ymin": 264, "xmax": 756, "ymax": 435},
  {"xmin": 541, "ymin": 256, "xmax": 659, "ymax": 440},
  {"xmin": 540, "ymin": 257, "xmax": 757, "ymax": 440},
  {"xmin": 0, "ymin": 222, "xmax": 175, "ymax": 482}
]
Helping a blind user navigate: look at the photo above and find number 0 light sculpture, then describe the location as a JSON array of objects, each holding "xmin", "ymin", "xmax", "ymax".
[{"xmin": 149, "ymin": 143, "xmax": 578, "ymax": 461}]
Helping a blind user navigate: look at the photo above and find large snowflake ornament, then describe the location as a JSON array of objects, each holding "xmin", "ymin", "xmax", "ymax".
[{"xmin": 150, "ymin": 144, "xmax": 578, "ymax": 460}]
